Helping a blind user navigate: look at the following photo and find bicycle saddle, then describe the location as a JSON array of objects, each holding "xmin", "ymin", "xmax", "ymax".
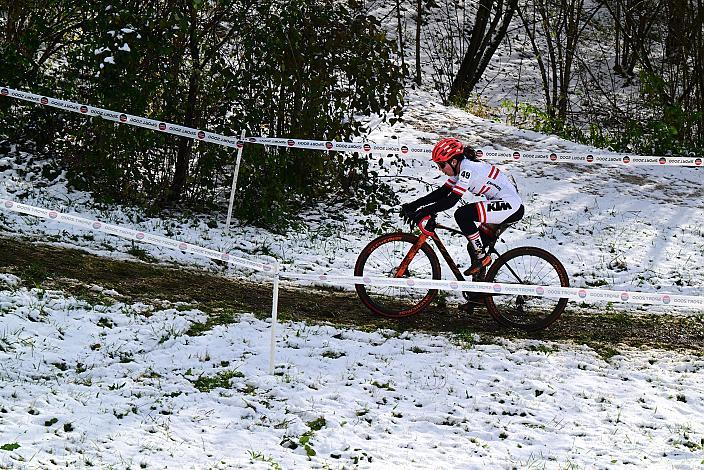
[{"xmin": 480, "ymin": 222, "xmax": 514, "ymax": 239}]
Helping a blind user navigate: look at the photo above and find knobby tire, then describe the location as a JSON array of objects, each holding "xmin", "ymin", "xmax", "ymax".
[
  {"xmin": 484, "ymin": 246, "xmax": 569, "ymax": 331},
  {"xmin": 354, "ymin": 233, "xmax": 441, "ymax": 318}
]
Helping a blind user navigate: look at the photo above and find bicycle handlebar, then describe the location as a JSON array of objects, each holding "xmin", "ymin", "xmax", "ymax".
[{"xmin": 418, "ymin": 215, "xmax": 436, "ymax": 236}]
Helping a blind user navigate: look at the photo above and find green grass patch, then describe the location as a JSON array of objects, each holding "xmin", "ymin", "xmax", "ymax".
[
  {"xmin": 582, "ymin": 342, "xmax": 621, "ymax": 360},
  {"xmin": 185, "ymin": 309, "xmax": 240, "ymax": 336},
  {"xmin": 18, "ymin": 262, "xmax": 48, "ymax": 286},
  {"xmin": 602, "ymin": 311, "xmax": 632, "ymax": 326},
  {"xmin": 527, "ymin": 344, "xmax": 558, "ymax": 355},
  {"xmin": 127, "ymin": 245, "xmax": 157, "ymax": 263},
  {"xmin": 306, "ymin": 417, "xmax": 326, "ymax": 431},
  {"xmin": 321, "ymin": 350, "xmax": 345, "ymax": 359},
  {"xmin": 67, "ymin": 285, "xmax": 117, "ymax": 309},
  {"xmin": 248, "ymin": 451, "xmax": 283, "ymax": 470},
  {"xmin": 371, "ymin": 380, "xmax": 395, "ymax": 391},
  {"xmin": 453, "ymin": 329, "xmax": 479, "ymax": 349},
  {"xmin": 97, "ymin": 317, "xmax": 114, "ymax": 328},
  {"xmin": 191, "ymin": 370, "xmax": 244, "ymax": 392}
]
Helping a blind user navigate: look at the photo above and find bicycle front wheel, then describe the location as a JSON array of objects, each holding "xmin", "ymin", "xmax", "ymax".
[
  {"xmin": 484, "ymin": 246, "xmax": 569, "ymax": 331},
  {"xmin": 354, "ymin": 233, "xmax": 441, "ymax": 318}
]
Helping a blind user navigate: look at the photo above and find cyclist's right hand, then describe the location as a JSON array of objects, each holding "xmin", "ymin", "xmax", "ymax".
[
  {"xmin": 400, "ymin": 203, "xmax": 416, "ymax": 226},
  {"xmin": 417, "ymin": 214, "xmax": 436, "ymax": 236}
]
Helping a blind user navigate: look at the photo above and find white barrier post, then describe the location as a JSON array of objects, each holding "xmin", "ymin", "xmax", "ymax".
[
  {"xmin": 225, "ymin": 129, "xmax": 246, "ymax": 233},
  {"xmin": 269, "ymin": 260, "xmax": 281, "ymax": 375}
]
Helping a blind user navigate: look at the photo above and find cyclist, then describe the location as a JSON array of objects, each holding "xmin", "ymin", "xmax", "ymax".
[{"xmin": 401, "ymin": 137, "xmax": 524, "ymax": 275}]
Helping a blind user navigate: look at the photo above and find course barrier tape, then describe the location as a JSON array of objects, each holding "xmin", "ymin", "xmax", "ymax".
[
  {"xmin": 0, "ymin": 197, "xmax": 701, "ymax": 308},
  {"xmin": 246, "ymin": 136, "xmax": 704, "ymax": 167},
  {"xmin": 3, "ymin": 87, "xmax": 703, "ymax": 167},
  {"xmin": 0, "ymin": 198, "xmax": 275, "ymax": 274},
  {"xmin": 0, "ymin": 87, "xmax": 245, "ymax": 149},
  {"xmin": 243, "ymin": 135, "xmax": 431, "ymax": 158},
  {"xmin": 283, "ymin": 273, "xmax": 704, "ymax": 308}
]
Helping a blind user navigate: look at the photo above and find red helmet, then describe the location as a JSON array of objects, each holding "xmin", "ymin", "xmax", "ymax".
[{"xmin": 431, "ymin": 137, "xmax": 464, "ymax": 163}]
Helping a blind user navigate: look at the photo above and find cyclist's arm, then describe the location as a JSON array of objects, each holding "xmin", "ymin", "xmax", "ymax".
[
  {"xmin": 407, "ymin": 183, "xmax": 453, "ymax": 210},
  {"xmin": 414, "ymin": 193, "xmax": 461, "ymax": 217}
]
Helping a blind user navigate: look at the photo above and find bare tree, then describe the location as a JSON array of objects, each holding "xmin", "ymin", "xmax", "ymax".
[
  {"xmin": 448, "ymin": 0, "xmax": 518, "ymax": 104},
  {"xmin": 415, "ymin": 0, "xmax": 422, "ymax": 84},
  {"xmin": 603, "ymin": 0, "xmax": 704, "ymax": 147},
  {"xmin": 603, "ymin": 0, "xmax": 662, "ymax": 80},
  {"xmin": 396, "ymin": 0, "xmax": 407, "ymax": 73},
  {"xmin": 517, "ymin": 0, "xmax": 603, "ymax": 125}
]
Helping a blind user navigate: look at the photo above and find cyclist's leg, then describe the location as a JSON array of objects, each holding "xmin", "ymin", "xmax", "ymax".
[
  {"xmin": 454, "ymin": 204, "xmax": 491, "ymax": 274},
  {"xmin": 454, "ymin": 203, "xmax": 481, "ymax": 239},
  {"xmin": 456, "ymin": 197, "xmax": 524, "ymax": 273}
]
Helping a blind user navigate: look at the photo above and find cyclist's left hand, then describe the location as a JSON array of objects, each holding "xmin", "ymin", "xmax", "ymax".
[
  {"xmin": 412, "ymin": 209, "xmax": 435, "ymax": 230},
  {"xmin": 411, "ymin": 209, "xmax": 426, "ymax": 225},
  {"xmin": 415, "ymin": 213, "xmax": 436, "ymax": 236}
]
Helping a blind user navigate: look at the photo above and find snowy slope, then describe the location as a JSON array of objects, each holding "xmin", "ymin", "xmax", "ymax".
[{"xmin": 2, "ymin": 87, "xmax": 703, "ymax": 305}]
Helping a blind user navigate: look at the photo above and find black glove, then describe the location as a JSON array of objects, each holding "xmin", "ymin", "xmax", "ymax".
[
  {"xmin": 412, "ymin": 209, "xmax": 436, "ymax": 234},
  {"xmin": 411, "ymin": 208, "xmax": 432, "ymax": 226},
  {"xmin": 400, "ymin": 203, "xmax": 418, "ymax": 226}
]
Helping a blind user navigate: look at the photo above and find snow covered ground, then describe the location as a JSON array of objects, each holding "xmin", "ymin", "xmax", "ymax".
[
  {"xmin": 0, "ymin": 274, "xmax": 702, "ymax": 469},
  {"xmin": 1, "ymin": 20, "xmax": 704, "ymax": 468}
]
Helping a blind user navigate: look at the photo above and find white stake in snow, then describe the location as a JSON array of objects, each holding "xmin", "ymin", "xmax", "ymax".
[
  {"xmin": 225, "ymin": 129, "xmax": 246, "ymax": 233},
  {"xmin": 269, "ymin": 260, "xmax": 281, "ymax": 375}
]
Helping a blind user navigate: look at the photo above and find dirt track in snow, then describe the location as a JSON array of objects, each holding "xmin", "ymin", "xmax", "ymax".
[{"xmin": 1, "ymin": 236, "xmax": 702, "ymax": 354}]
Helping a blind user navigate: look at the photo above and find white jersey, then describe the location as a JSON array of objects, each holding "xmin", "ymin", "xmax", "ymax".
[{"xmin": 444, "ymin": 159, "xmax": 519, "ymax": 201}]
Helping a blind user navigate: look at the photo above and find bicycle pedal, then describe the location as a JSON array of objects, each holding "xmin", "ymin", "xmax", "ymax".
[{"xmin": 463, "ymin": 255, "xmax": 492, "ymax": 276}]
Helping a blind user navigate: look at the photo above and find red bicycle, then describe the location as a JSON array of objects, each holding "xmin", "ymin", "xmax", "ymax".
[{"xmin": 354, "ymin": 217, "xmax": 569, "ymax": 331}]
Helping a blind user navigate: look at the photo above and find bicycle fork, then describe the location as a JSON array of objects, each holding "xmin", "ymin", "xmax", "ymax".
[{"xmin": 394, "ymin": 233, "xmax": 430, "ymax": 277}]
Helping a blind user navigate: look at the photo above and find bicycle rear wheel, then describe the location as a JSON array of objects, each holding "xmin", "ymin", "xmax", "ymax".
[
  {"xmin": 484, "ymin": 246, "xmax": 569, "ymax": 331},
  {"xmin": 354, "ymin": 233, "xmax": 441, "ymax": 318}
]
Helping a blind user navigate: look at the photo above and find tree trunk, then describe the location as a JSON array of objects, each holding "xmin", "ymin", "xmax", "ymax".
[
  {"xmin": 614, "ymin": 0, "xmax": 621, "ymax": 74},
  {"xmin": 415, "ymin": 0, "xmax": 422, "ymax": 84},
  {"xmin": 169, "ymin": 72, "xmax": 198, "ymax": 203},
  {"xmin": 470, "ymin": 0, "xmax": 518, "ymax": 92},
  {"xmin": 449, "ymin": 0, "xmax": 492, "ymax": 103},
  {"xmin": 168, "ymin": 3, "xmax": 200, "ymax": 203},
  {"xmin": 695, "ymin": 0, "xmax": 704, "ymax": 143},
  {"xmin": 449, "ymin": 0, "xmax": 516, "ymax": 104},
  {"xmin": 396, "ymin": 0, "xmax": 406, "ymax": 74}
]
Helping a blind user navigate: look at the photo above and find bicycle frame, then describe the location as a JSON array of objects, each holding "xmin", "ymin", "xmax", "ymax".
[{"xmin": 395, "ymin": 223, "xmax": 502, "ymax": 282}]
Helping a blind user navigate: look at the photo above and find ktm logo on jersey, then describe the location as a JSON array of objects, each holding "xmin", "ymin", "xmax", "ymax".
[{"xmin": 486, "ymin": 201, "xmax": 512, "ymax": 211}]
